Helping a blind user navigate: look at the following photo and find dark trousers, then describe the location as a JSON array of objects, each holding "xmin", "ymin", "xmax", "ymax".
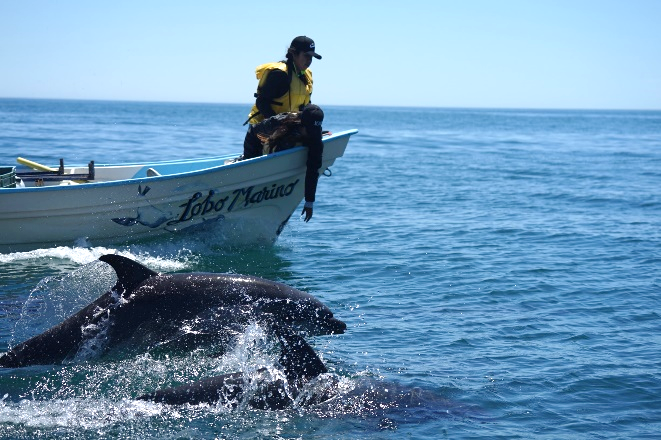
[{"xmin": 242, "ymin": 128, "xmax": 263, "ymax": 160}]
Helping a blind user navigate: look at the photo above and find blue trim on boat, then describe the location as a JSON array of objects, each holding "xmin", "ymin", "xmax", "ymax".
[{"xmin": 1, "ymin": 129, "xmax": 357, "ymax": 194}]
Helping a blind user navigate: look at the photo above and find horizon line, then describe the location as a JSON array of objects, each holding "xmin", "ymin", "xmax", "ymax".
[{"xmin": 1, "ymin": 96, "xmax": 659, "ymax": 113}]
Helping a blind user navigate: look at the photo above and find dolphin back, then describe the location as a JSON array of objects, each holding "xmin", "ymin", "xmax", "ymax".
[{"xmin": 99, "ymin": 254, "xmax": 159, "ymax": 294}]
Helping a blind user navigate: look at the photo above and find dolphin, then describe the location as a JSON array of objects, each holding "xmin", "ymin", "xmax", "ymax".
[
  {"xmin": 137, "ymin": 325, "xmax": 472, "ymax": 425},
  {"xmin": 137, "ymin": 320, "xmax": 333, "ymax": 409},
  {"xmin": 0, "ymin": 254, "xmax": 346, "ymax": 368}
]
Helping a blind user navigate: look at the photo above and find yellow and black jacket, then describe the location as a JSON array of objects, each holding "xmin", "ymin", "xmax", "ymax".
[{"xmin": 245, "ymin": 61, "xmax": 313, "ymax": 125}]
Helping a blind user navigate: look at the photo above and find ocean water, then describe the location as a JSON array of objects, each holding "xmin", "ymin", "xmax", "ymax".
[{"xmin": 0, "ymin": 98, "xmax": 660, "ymax": 439}]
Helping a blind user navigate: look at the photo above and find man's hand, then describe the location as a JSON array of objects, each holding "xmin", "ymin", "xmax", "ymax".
[{"xmin": 301, "ymin": 206, "xmax": 313, "ymax": 222}]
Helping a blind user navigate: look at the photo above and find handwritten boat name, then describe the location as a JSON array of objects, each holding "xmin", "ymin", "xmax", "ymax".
[{"xmin": 168, "ymin": 179, "xmax": 299, "ymax": 225}]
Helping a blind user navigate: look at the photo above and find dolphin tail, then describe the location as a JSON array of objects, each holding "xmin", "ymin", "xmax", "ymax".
[
  {"xmin": 99, "ymin": 254, "xmax": 159, "ymax": 294},
  {"xmin": 136, "ymin": 323, "xmax": 328, "ymax": 407},
  {"xmin": 268, "ymin": 321, "xmax": 328, "ymax": 384}
]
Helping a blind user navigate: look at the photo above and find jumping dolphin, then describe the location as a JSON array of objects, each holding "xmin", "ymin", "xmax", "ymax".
[
  {"xmin": 0, "ymin": 254, "xmax": 346, "ymax": 368},
  {"xmin": 137, "ymin": 321, "xmax": 333, "ymax": 409}
]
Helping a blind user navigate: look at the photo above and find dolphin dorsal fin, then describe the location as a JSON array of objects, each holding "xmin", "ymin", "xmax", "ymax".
[
  {"xmin": 271, "ymin": 322, "xmax": 328, "ymax": 383},
  {"xmin": 99, "ymin": 254, "xmax": 159, "ymax": 294}
]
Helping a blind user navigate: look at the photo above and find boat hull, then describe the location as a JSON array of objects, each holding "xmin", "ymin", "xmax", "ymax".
[{"xmin": 0, "ymin": 130, "xmax": 356, "ymax": 252}]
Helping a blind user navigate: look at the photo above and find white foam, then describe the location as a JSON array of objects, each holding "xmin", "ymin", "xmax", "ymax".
[
  {"xmin": 0, "ymin": 245, "xmax": 191, "ymax": 272},
  {"xmin": 0, "ymin": 397, "xmax": 162, "ymax": 430}
]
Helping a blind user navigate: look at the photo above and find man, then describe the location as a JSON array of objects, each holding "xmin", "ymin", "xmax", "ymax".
[{"xmin": 243, "ymin": 104, "xmax": 325, "ymax": 222}]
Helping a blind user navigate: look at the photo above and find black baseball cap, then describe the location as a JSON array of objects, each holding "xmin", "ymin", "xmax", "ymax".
[
  {"xmin": 301, "ymin": 104, "xmax": 324, "ymax": 128},
  {"xmin": 290, "ymin": 36, "xmax": 322, "ymax": 60}
]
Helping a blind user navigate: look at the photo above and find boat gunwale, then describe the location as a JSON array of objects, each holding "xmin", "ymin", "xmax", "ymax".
[{"xmin": 2, "ymin": 129, "xmax": 358, "ymax": 194}]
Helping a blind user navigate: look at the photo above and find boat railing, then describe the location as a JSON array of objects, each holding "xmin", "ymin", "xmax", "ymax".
[{"xmin": 17, "ymin": 158, "xmax": 95, "ymax": 185}]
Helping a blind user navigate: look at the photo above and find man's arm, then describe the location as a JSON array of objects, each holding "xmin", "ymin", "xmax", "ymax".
[{"xmin": 301, "ymin": 127, "xmax": 324, "ymax": 222}]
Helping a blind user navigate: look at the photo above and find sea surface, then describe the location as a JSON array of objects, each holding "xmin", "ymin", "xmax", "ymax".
[{"xmin": 0, "ymin": 98, "xmax": 660, "ymax": 439}]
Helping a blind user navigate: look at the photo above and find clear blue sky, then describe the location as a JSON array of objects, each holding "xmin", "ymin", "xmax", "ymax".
[{"xmin": 1, "ymin": 0, "xmax": 660, "ymax": 109}]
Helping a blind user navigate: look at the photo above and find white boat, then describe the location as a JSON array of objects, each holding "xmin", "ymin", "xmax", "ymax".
[{"xmin": 0, "ymin": 129, "xmax": 358, "ymax": 253}]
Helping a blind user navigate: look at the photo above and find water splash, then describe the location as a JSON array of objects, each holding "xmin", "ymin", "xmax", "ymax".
[
  {"xmin": 0, "ymin": 245, "xmax": 192, "ymax": 272},
  {"xmin": 0, "ymin": 396, "xmax": 164, "ymax": 432}
]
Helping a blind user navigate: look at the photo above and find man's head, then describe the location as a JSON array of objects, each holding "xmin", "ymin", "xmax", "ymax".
[
  {"xmin": 301, "ymin": 104, "xmax": 324, "ymax": 130},
  {"xmin": 289, "ymin": 36, "xmax": 321, "ymax": 72},
  {"xmin": 290, "ymin": 36, "xmax": 322, "ymax": 59}
]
